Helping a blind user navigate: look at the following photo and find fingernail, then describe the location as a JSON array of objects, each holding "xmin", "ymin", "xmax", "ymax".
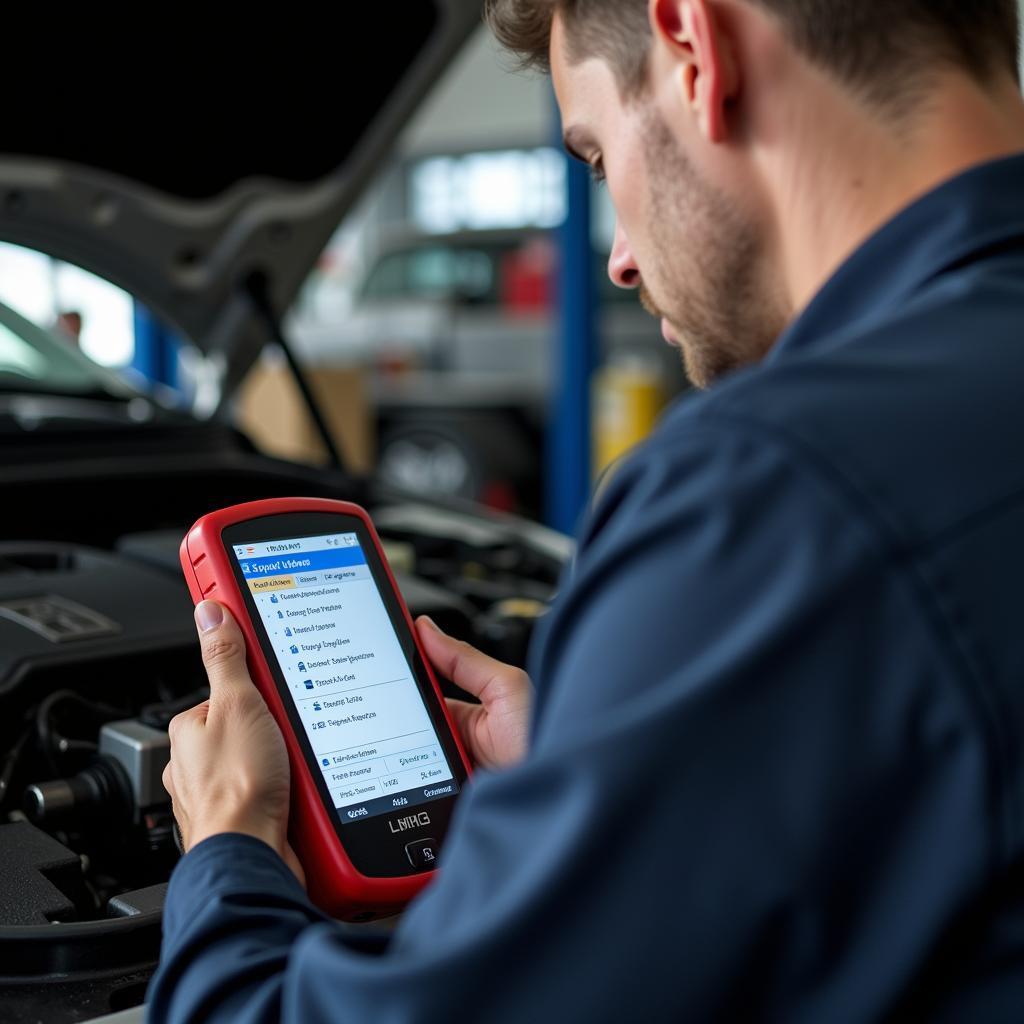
[
  {"xmin": 195, "ymin": 601, "xmax": 224, "ymax": 633},
  {"xmin": 420, "ymin": 615, "xmax": 443, "ymax": 633}
]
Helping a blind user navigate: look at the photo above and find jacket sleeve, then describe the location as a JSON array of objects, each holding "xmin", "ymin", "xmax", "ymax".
[{"xmin": 147, "ymin": 418, "xmax": 994, "ymax": 1024}]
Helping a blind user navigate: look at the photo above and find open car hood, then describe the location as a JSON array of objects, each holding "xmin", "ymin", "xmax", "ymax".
[{"xmin": 0, "ymin": 2, "xmax": 483, "ymax": 399}]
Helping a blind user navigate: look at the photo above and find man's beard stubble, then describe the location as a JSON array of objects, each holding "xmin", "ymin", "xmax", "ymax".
[{"xmin": 637, "ymin": 109, "xmax": 790, "ymax": 389}]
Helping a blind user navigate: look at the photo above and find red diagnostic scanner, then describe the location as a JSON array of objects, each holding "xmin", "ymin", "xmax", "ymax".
[{"xmin": 179, "ymin": 497, "xmax": 471, "ymax": 920}]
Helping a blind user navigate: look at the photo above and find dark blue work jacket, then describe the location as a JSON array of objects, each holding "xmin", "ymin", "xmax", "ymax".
[{"xmin": 149, "ymin": 153, "xmax": 1024, "ymax": 1023}]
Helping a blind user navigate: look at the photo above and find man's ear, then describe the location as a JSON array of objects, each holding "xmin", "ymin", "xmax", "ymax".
[{"xmin": 649, "ymin": 0, "xmax": 740, "ymax": 143}]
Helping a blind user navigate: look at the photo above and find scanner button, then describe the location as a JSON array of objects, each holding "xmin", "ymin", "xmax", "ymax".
[
  {"xmin": 405, "ymin": 838, "xmax": 439, "ymax": 870},
  {"xmin": 192, "ymin": 559, "xmax": 218, "ymax": 597}
]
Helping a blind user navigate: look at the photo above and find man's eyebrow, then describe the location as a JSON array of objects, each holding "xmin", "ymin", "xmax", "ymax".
[{"xmin": 562, "ymin": 126, "xmax": 592, "ymax": 163}]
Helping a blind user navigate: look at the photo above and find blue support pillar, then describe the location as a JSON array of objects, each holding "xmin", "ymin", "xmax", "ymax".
[
  {"xmin": 132, "ymin": 301, "xmax": 180, "ymax": 390},
  {"xmin": 546, "ymin": 102, "xmax": 598, "ymax": 533}
]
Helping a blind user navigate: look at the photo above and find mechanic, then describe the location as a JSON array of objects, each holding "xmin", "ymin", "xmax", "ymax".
[{"xmin": 149, "ymin": 1, "xmax": 1024, "ymax": 1020}]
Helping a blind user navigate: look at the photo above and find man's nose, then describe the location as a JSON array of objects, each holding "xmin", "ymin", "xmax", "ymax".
[{"xmin": 607, "ymin": 220, "xmax": 640, "ymax": 289}]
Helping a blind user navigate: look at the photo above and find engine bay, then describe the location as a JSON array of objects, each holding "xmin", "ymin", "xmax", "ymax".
[{"xmin": 0, "ymin": 429, "xmax": 566, "ymax": 1022}]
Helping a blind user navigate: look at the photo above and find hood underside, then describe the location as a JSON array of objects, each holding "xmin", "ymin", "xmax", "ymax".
[{"xmin": 0, "ymin": 2, "xmax": 484, "ymax": 398}]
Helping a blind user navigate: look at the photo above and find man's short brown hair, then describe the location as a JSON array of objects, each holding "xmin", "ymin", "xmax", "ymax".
[{"xmin": 485, "ymin": 0, "xmax": 1023, "ymax": 112}]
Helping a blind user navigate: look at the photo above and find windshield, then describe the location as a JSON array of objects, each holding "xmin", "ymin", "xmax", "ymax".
[{"xmin": 0, "ymin": 300, "xmax": 142, "ymax": 400}]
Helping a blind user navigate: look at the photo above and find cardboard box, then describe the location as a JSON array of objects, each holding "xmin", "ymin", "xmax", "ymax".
[{"xmin": 237, "ymin": 357, "xmax": 375, "ymax": 474}]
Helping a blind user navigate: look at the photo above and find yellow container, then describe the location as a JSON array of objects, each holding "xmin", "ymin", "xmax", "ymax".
[{"xmin": 592, "ymin": 355, "xmax": 667, "ymax": 477}]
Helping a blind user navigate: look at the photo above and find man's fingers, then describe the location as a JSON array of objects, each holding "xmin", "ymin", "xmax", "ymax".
[
  {"xmin": 194, "ymin": 601, "xmax": 255, "ymax": 703},
  {"xmin": 416, "ymin": 616, "xmax": 527, "ymax": 703},
  {"xmin": 444, "ymin": 696, "xmax": 477, "ymax": 737}
]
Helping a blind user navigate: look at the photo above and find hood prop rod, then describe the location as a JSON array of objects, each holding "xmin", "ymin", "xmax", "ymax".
[{"xmin": 242, "ymin": 271, "xmax": 344, "ymax": 471}]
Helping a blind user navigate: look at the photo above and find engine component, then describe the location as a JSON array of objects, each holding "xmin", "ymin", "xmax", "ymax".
[
  {"xmin": 24, "ymin": 757, "xmax": 132, "ymax": 829},
  {"xmin": 99, "ymin": 720, "xmax": 171, "ymax": 822},
  {"xmin": 0, "ymin": 821, "xmax": 85, "ymax": 925},
  {"xmin": 0, "ymin": 541, "xmax": 197, "ymax": 699},
  {"xmin": 107, "ymin": 883, "xmax": 168, "ymax": 919},
  {"xmin": 24, "ymin": 719, "xmax": 171, "ymax": 831}
]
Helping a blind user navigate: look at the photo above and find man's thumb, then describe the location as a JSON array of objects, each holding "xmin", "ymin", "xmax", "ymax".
[{"xmin": 195, "ymin": 601, "xmax": 252, "ymax": 697}]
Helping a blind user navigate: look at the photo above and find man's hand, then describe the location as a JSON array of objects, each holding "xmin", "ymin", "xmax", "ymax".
[
  {"xmin": 415, "ymin": 616, "xmax": 532, "ymax": 770},
  {"xmin": 162, "ymin": 603, "xmax": 530, "ymax": 876},
  {"xmin": 162, "ymin": 600, "xmax": 304, "ymax": 883}
]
